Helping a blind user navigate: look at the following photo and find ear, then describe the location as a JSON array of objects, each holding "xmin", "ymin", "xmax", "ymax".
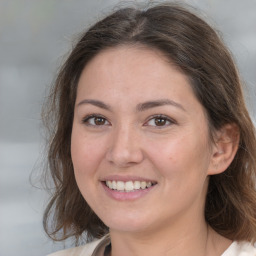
[{"xmin": 208, "ymin": 123, "xmax": 240, "ymax": 175}]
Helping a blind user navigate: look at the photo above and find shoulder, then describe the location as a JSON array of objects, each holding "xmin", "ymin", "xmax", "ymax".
[
  {"xmin": 222, "ymin": 241, "xmax": 256, "ymax": 256},
  {"xmin": 47, "ymin": 238, "xmax": 102, "ymax": 256}
]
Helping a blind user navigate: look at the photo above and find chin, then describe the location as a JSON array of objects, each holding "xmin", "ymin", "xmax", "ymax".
[{"xmin": 100, "ymin": 211, "xmax": 152, "ymax": 233}]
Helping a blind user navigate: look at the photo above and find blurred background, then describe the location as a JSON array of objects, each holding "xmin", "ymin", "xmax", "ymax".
[{"xmin": 0, "ymin": 0, "xmax": 255, "ymax": 255}]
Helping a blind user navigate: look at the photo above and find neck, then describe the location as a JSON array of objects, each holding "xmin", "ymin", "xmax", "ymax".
[{"xmin": 109, "ymin": 220, "xmax": 231, "ymax": 256}]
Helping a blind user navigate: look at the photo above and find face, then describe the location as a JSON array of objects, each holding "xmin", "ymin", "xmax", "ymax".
[{"xmin": 71, "ymin": 46, "xmax": 215, "ymax": 235}]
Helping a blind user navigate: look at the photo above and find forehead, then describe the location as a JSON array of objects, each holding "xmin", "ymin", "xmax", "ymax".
[{"xmin": 77, "ymin": 45, "xmax": 194, "ymax": 98}]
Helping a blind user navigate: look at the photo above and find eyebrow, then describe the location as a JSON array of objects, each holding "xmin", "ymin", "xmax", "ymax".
[
  {"xmin": 77, "ymin": 99, "xmax": 185, "ymax": 112},
  {"xmin": 77, "ymin": 99, "xmax": 112, "ymax": 111},
  {"xmin": 136, "ymin": 99, "xmax": 185, "ymax": 112}
]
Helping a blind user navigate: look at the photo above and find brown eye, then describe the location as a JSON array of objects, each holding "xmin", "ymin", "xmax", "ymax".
[
  {"xmin": 94, "ymin": 117, "xmax": 106, "ymax": 125},
  {"xmin": 154, "ymin": 117, "xmax": 167, "ymax": 126},
  {"xmin": 82, "ymin": 115, "xmax": 110, "ymax": 126},
  {"xmin": 145, "ymin": 115, "xmax": 174, "ymax": 127}
]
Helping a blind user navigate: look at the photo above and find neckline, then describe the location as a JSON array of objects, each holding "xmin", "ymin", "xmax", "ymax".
[
  {"xmin": 221, "ymin": 241, "xmax": 236, "ymax": 255},
  {"xmin": 92, "ymin": 236, "xmax": 254, "ymax": 256},
  {"xmin": 91, "ymin": 234, "xmax": 111, "ymax": 256}
]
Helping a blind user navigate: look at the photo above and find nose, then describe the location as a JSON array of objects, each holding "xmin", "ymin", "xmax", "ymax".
[{"xmin": 105, "ymin": 125, "xmax": 144, "ymax": 168}]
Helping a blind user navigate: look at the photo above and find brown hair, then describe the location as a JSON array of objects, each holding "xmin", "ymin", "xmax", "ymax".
[{"xmin": 42, "ymin": 2, "xmax": 256, "ymax": 243}]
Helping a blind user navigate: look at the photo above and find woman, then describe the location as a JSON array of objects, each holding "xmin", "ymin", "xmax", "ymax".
[{"xmin": 43, "ymin": 2, "xmax": 256, "ymax": 255}]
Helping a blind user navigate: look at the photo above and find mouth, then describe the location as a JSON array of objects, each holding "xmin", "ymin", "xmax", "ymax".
[{"xmin": 104, "ymin": 180, "xmax": 157, "ymax": 192}]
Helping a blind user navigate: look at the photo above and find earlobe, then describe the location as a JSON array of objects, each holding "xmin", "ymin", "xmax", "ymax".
[{"xmin": 208, "ymin": 123, "xmax": 240, "ymax": 175}]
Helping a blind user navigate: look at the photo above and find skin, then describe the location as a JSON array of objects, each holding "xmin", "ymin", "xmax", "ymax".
[{"xmin": 71, "ymin": 46, "xmax": 237, "ymax": 256}]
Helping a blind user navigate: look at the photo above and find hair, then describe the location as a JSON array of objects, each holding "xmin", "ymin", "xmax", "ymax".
[{"xmin": 42, "ymin": 2, "xmax": 256, "ymax": 244}]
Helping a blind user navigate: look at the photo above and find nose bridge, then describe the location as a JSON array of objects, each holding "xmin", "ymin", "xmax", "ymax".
[{"xmin": 106, "ymin": 122, "xmax": 143, "ymax": 167}]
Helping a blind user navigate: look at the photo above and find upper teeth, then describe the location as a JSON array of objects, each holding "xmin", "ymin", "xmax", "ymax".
[{"xmin": 106, "ymin": 180, "xmax": 154, "ymax": 192}]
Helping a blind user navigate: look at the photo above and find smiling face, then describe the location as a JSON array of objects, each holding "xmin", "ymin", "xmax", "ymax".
[{"xmin": 71, "ymin": 46, "xmax": 215, "ymax": 235}]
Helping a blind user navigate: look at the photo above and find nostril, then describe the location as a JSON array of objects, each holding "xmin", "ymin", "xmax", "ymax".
[{"xmin": 105, "ymin": 146, "xmax": 144, "ymax": 167}]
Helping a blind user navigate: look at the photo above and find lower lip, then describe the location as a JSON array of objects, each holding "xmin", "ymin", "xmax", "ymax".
[{"xmin": 101, "ymin": 182, "xmax": 156, "ymax": 201}]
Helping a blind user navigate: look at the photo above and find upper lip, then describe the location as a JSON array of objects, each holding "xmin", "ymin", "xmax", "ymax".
[{"xmin": 101, "ymin": 175, "xmax": 157, "ymax": 183}]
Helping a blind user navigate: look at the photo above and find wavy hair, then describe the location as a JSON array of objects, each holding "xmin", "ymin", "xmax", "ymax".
[{"xmin": 42, "ymin": 2, "xmax": 256, "ymax": 243}]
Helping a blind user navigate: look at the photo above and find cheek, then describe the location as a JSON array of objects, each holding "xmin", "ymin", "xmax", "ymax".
[
  {"xmin": 146, "ymin": 131, "xmax": 211, "ymax": 179},
  {"xmin": 71, "ymin": 128, "xmax": 100, "ymax": 177},
  {"xmin": 71, "ymin": 129, "xmax": 102, "ymax": 202}
]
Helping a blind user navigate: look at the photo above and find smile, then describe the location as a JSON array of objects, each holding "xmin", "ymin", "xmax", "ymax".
[{"xmin": 105, "ymin": 180, "xmax": 156, "ymax": 192}]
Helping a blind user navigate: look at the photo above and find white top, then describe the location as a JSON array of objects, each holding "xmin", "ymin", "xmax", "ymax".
[
  {"xmin": 47, "ymin": 239, "xmax": 102, "ymax": 256},
  {"xmin": 47, "ymin": 237, "xmax": 256, "ymax": 256},
  {"xmin": 222, "ymin": 241, "xmax": 256, "ymax": 256}
]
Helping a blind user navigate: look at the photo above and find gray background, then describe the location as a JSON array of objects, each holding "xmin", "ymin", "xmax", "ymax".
[{"xmin": 0, "ymin": 0, "xmax": 255, "ymax": 255}]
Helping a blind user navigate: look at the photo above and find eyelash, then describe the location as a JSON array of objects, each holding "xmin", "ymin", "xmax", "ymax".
[
  {"xmin": 144, "ymin": 114, "xmax": 176, "ymax": 128},
  {"xmin": 82, "ymin": 114, "xmax": 110, "ymax": 127},
  {"xmin": 81, "ymin": 114, "xmax": 176, "ymax": 128}
]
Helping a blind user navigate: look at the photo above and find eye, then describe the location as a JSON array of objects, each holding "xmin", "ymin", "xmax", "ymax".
[
  {"xmin": 145, "ymin": 115, "xmax": 175, "ymax": 127},
  {"xmin": 82, "ymin": 115, "xmax": 110, "ymax": 126}
]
